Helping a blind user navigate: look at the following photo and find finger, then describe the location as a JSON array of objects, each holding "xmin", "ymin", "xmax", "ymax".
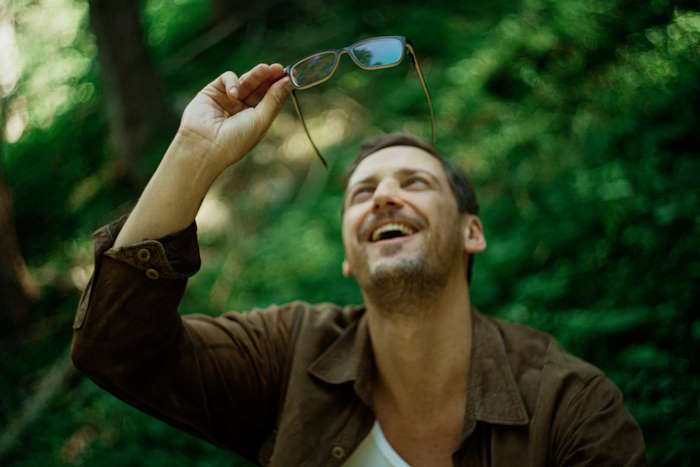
[
  {"xmin": 254, "ymin": 76, "xmax": 292, "ymax": 128},
  {"xmin": 219, "ymin": 71, "xmax": 240, "ymax": 99},
  {"xmin": 244, "ymin": 83, "xmax": 271, "ymax": 107},
  {"xmin": 237, "ymin": 63, "xmax": 286, "ymax": 101},
  {"xmin": 206, "ymin": 71, "xmax": 237, "ymax": 93},
  {"xmin": 210, "ymin": 89, "xmax": 246, "ymax": 115},
  {"xmin": 269, "ymin": 63, "xmax": 285, "ymax": 74},
  {"xmin": 235, "ymin": 64, "xmax": 268, "ymax": 99},
  {"xmin": 243, "ymin": 64, "xmax": 286, "ymax": 106},
  {"xmin": 203, "ymin": 71, "xmax": 245, "ymax": 114}
]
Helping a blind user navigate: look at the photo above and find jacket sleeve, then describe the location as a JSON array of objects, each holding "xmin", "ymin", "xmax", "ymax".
[
  {"xmin": 553, "ymin": 374, "xmax": 648, "ymax": 466},
  {"xmin": 70, "ymin": 216, "xmax": 297, "ymax": 462}
]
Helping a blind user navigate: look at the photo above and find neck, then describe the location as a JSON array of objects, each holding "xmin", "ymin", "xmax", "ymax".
[{"xmin": 364, "ymin": 271, "xmax": 472, "ymax": 414}]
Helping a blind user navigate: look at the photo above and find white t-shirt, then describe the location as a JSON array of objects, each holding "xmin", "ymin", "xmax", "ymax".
[{"xmin": 342, "ymin": 421, "xmax": 410, "ymax": 467}]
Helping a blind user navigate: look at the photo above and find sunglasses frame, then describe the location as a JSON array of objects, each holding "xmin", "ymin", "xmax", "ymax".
[{"xmin": 284, "ymin": 36, "xmax": 436, "ymax": 168}]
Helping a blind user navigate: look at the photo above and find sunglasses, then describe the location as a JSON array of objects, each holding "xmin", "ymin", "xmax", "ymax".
[{"xmin": 284, "ymin": 36, "xmax": 436, "ymax": 168}]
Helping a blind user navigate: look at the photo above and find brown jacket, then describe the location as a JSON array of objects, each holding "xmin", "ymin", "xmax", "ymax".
[{"xmin": 71, "ymin": 217, "xmax": 647, "ymax": 466}]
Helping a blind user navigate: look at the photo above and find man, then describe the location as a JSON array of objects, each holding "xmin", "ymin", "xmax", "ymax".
[{"xmin": 71, "ymin": 64, "xmax": 647, "ymax": 466}]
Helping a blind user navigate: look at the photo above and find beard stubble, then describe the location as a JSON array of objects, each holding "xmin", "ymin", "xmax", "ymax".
[{"xmin": 359, "ymin": 217, "xmax": 464, "ymax": 314}]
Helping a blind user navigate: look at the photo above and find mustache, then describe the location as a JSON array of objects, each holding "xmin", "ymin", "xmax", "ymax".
[{"xmin": 358, "ymin": 212, "xmax": 426, "ymax": 241}]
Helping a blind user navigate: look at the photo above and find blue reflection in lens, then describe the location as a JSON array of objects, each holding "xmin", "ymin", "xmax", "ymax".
[{"xmin": 352, "ymin": 38, "xmax": 403, "ymax": 67}]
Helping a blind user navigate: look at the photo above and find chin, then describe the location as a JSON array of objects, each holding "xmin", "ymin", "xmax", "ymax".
[{"xmin": 369, "ymin": 256, "xmax": 425, "ymax": 281}]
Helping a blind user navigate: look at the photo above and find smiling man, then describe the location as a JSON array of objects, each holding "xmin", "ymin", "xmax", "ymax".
[
  {"xmin": 71, "ymin": 64, "xmax": 647, "ymax": 466},
  {"xmin": 339, "ymin": 141, "xmax": 484, "ymax": 466}
]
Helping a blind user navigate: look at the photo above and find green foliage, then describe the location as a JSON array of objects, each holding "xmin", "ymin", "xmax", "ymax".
[{"xmin": 2, "ymin": 0, "xmax": 698, "ymax": 465}]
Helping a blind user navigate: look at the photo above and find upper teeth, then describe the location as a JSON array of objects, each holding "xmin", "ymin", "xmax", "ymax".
[{"xmin": 371, "ymin": 223, "xmax": 415, "ymax": 242}]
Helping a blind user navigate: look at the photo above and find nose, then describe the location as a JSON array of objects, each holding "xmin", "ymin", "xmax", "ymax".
[{"xmin": 372, "ymin": 179, "xmax": 403, "ymax": 212}]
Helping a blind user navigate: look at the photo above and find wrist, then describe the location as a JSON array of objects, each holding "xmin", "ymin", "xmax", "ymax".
[{"xmin": 167, "ymin": 129, "xmax": 227, "ymax": 183}]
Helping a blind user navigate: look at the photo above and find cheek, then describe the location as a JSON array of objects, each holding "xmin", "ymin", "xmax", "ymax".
[
  {"xmin": 342, "ymin": 208, "xmax": 367, "ymax": 242},
  {"xmin": 431, "ymin": 203, "xmax": 461, "ymax": 240},
  {"xmin": 341, "ymin": 219, "xmax": 358, "ymax": 254},
  {"xmin": 341, "ymin": 227, "xmax": 352, "ymax": 253}
]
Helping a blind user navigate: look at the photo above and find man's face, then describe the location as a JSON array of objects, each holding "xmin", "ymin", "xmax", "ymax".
[{"xmin": 341, "ymin": 146, "xmax": 471, "ymax": 292}]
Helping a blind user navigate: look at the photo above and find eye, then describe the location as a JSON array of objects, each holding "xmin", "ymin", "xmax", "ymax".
[
  {"xmin": 403, "ymin": 176, "xmax": 429, "ymax": 189},
  {"xmin": 350, "ymin": 186, "xmax": 373, "ymax": 203}
]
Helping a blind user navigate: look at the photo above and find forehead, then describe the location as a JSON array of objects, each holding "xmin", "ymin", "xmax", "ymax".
[{"xmin": 346, "ymin": 145, "xmax": 447, "ymax": 188}]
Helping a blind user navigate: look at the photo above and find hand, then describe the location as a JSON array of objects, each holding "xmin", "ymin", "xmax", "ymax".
[{"xmin": 177, "ymin": 63, "xmax": 292, "ymax": 169}]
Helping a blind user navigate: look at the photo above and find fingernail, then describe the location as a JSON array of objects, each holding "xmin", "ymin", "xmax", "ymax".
[{"xmin": 229, "ymin": 86, "xmax": 238, "ymax": 98}]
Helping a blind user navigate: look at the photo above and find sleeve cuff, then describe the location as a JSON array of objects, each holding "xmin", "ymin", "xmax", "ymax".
[{"xmin": 93, "ymin": 214, "xmax": 201, "ymax": 279}]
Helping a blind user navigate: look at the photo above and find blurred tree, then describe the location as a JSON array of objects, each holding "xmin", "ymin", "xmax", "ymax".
[
  {"xmin": 210, "ymin": 0, "xmax": 244, "ymax": 25},
  {"xmin": 88, "ymin": 0, "xmax": 175, "ymax": 182},
  {"xmin": 0, "ymin": 98, "xmax": 39, "ymax": 334}
]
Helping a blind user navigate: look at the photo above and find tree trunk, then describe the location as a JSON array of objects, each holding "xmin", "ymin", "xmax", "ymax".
[
  {"xmin": 0, "ymin": 99, "xmax": 39, "ymax": 332},
  {"xmin": 88, "ymin": 0, "xmax": 175, "ymax": 181}
]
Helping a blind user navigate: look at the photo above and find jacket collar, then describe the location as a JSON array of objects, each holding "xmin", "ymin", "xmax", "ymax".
[
  {"xmin": 308, "ymin": 307, "xmax": 529, "ymax": 426},
  {"xmin": 307, "ymin": 308, "xmax": 375, "ymax": 407}
]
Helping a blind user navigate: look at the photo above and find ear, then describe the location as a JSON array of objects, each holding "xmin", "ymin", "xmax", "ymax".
[
  {"xmin": 342, "ymin": 258, "xmax": 353, "ymax": 277},
  {"xmin": 462, "ymin": 215, "xmax": 486, "ymax": 254}
]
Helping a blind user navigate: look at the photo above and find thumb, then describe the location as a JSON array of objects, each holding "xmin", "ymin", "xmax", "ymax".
[{"xmin": 255, "ymin": 77, "xmax": 292, "ymax": 128}]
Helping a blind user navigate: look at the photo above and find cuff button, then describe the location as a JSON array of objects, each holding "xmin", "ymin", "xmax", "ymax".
[
  {"xmin": 145, "ymin": 268, "xmax": 160, "ymax": 280},
  {"xmin": 331, "ymin": 446, "xmax": 345, "ymax": 460},
  {"xmin": 137, "ymin": 248, "xmax": 151, "ymax": 262}
]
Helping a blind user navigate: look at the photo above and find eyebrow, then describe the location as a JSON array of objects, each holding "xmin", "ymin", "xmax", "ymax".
[{"xmin": 347, "ymin": 168, "xmax": 442, "ymax": 192}]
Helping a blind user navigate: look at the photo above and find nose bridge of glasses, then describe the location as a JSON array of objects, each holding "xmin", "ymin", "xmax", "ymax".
[
  {"xmin": 336, "ymin": 47, "xmax": 360, "ymax": 70},
  {"xmin": 325, "ymin": 48, "xmax": 369, "ymax": 74},
  {"xmin": 341, "ymin": 46, "xmax": 367, "ymax": 69}
]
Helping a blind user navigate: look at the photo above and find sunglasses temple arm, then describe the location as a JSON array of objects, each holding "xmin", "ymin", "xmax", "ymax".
[
  {"xmin": 406, "ymin": 43, "xmax": 436, "ymax": 146},
  {"xmin": 289, "ymin": 90, "xmax": 328, "ymax": 168}
]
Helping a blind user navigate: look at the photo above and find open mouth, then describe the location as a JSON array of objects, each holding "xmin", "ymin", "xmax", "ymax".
[{"xmin": 369, "ymin": 222, "xmax": 417, "ymax": 242}]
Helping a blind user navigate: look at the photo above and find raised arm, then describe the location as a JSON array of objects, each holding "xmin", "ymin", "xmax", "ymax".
[
  {"xmin": 71, "ymin": 65, "xmax": 298, "ymax": 462},
  {"xmin": 114, "ymin": 63, "xmax": 291, "ymax": 247}
]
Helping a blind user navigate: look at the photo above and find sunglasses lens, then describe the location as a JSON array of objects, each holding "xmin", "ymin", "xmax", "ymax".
[
  {"xmin": 290, "ymin": 51, "xmax": 337, "ymax": 87},
  {"xmin": 352, "ymin": 37, "xmax": 404, "ymax": 68}
]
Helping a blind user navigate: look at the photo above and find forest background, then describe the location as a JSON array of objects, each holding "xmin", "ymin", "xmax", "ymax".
[{"xmin": 0, "ymin": 0, "xmax": 698, "ymax": 465}]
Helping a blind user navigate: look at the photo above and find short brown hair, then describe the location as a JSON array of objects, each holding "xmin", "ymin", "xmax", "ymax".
[{"xmin": 342, "ymin": 133, "xmax": 480, "ymax": 283}]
